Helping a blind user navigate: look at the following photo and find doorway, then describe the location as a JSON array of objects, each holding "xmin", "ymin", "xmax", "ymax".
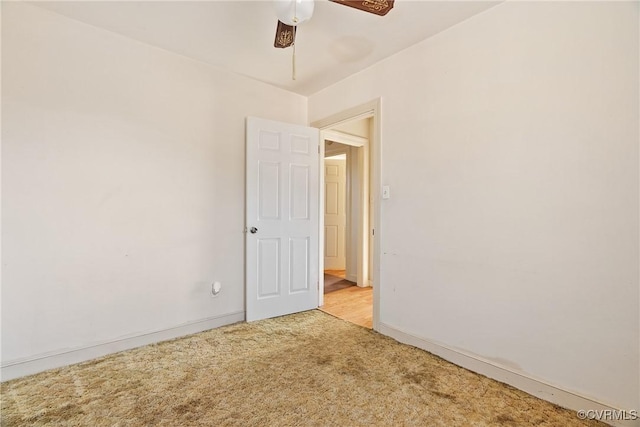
[
  {"xmin": 245, "ymin": 99, "xmax": 381, "ymax": 326},
  {"xmin": 318, "ymin": 116, "xmax": 374, "ymax": 329}
]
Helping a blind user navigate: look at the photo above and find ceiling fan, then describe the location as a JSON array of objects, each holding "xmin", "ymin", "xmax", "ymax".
[{"xmin": 273, "ymin": 0, "xmax": 395, "ymax": 49}]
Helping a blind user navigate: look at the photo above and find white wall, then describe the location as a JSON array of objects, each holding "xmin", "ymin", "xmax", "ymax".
[
  {"xmin": 310, "ymin": 1, "xmax": 639, "ymax": 411},
  {"xmin": 1, "ymin": 3, "xmax": 306, "ymax": 368}
]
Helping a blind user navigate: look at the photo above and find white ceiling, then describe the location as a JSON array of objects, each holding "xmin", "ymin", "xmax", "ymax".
[{"xmin": 30, "ymin": 0, "xmax": 500, "ymax": 96}]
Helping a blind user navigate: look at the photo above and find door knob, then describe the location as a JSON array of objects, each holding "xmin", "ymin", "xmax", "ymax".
[{"xmin": 250, "ymin": 227, "xmax": 258, "ymax": 234}]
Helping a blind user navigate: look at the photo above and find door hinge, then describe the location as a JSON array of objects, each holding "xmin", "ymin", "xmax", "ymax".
[
  {"xmin": 318, "ymin": 145, "xmax": 320, "ymax": 154},
  {"xmin": 372, "ymin": 228, "xmax": 375, "ymax": 236}
]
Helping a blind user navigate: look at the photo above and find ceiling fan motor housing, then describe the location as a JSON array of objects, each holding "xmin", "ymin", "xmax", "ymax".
[{"xmin": 274, "ymin": 0, "xmax": 315, "ymax": 27}]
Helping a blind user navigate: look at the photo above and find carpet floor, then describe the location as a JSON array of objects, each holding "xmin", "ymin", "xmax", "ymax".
[{"xmin": 1, "ymin": 311, "xmax": 604, "ymax": 427}]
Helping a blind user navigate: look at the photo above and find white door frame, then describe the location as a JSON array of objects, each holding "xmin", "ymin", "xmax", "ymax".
[
  {"xmin": 312, "ymin": 99, "xmax": 382, "ymax": 331},
  {"xmin": 325, "ymin": 134, "xmax": 367, "ymax": 288},
  {"xmin": 323, "ymin": 137, "xmax": 367, "ymax": 288}
]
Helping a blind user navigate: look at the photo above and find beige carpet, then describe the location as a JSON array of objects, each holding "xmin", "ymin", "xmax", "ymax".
[{"xmin": 1, "ymin": 310, "xmax": 604, "ymax": 426}]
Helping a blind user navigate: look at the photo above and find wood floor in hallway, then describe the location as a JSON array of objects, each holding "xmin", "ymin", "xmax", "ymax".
[
  {"xmin": 324, "ymin": 269, "xmax": 346, "ymax": 278},
  {"xmin": 320, "ymin": 284, "xmax": 373, "ymax": 329}
]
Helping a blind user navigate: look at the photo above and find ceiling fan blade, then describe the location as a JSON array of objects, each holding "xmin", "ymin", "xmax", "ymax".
[
  {"xmin": 329, "ymin": 0, "xmax": 395, "ymax": 16},
  {"xmin": 274, "ymin": 20, "xmax": 296, "ymax": 48}
]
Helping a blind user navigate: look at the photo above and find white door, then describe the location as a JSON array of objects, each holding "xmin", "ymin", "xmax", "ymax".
[
  {"xmin": 324, "ymin": 158, "xmax": 347, "ymax": 270},
  {"xmin": 246, "ymin": 117, "xmax": 319, "ymax": 322}
]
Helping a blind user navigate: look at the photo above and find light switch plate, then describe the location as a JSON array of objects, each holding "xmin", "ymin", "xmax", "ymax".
[{"xmin": 382, "ymin": 185, "xmax": 390, "ymax": 199}]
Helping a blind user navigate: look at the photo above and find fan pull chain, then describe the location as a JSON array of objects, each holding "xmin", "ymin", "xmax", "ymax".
[
  {"xmin": 292, "ymin": 42, "xmax": 296, "ymax": 80},
  {"xmin": 292, "ymin": 0, "xmax": 297, "ymax": 80}
]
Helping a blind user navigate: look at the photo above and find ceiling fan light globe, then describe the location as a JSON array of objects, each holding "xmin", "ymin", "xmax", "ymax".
[{"xmin": 274, "ymin": 0, "xmax": 314, "ymax": 26}]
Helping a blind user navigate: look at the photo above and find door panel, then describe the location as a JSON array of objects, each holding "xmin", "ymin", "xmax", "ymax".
[
  {"xmin": 289, "ymin": 237, "xmax": 310, "ymax": 292},
  {"xmin": 290, "ymin": 165, "xmax": 310, "ymax": 220},
  {"xmin": 246, "ymin": 117, "xmax": 319, "ymax": 322},
  {"xmin": 257, "ymin": 238, "xmax": 280, "ymax": 297},
  {"xmin": 259, "ymin": 162, "xmax": 280, "ymax": 219}
]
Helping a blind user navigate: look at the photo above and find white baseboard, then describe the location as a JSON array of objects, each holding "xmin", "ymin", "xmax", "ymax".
[
  {"xmin": 1, "ymin": 311, "xmax": 245, "ymax": 382},
  {"xmin": 377, "ymin": 322, "xmax": 639, "ymax": 427}
]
